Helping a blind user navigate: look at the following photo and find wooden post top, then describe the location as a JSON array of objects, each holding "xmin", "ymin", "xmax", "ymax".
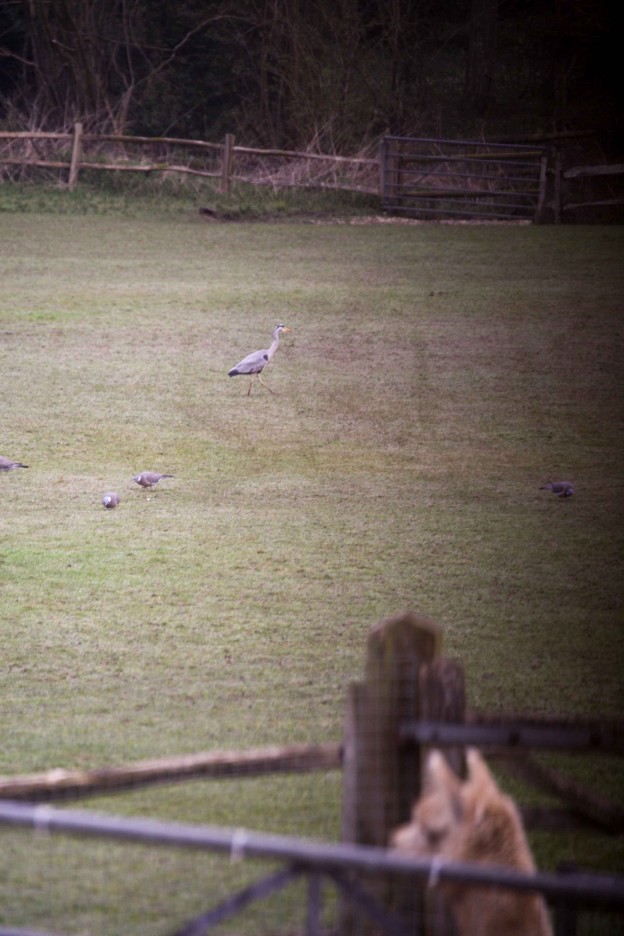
[{"xmin": 367, "ymin": 610, "xmax": 443, "ymax": 672}]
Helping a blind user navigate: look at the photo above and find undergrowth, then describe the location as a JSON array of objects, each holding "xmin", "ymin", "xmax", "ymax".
[{"xmin": 0, "ymin": 173, "xmax": 379, "ymax": 220}]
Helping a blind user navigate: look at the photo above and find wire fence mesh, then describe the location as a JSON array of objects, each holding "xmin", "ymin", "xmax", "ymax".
[
  {"xmin": 1, "ymin": 764, "xmax": 623, "ymax": 935},
  {"xmin": 1, "ymin": 614, "xmax": 622, "ymax": 934}
]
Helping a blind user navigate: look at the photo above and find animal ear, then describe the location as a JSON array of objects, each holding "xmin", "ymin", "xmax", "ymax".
[
  {"xmin": 423, "ymin": 749, "xmax": 462, "ymax": 795},
  {"xmin": 465, "ymin": 748, "xmax": 499, "ymax": 797}
]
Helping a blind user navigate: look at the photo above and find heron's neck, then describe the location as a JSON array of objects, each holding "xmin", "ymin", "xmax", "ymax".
[{"xmin": 266, "ymin": 333, "xmax": 280, "ymax": 361}]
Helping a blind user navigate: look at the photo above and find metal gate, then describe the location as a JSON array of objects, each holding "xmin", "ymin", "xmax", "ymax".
[
  {"xmin": 1, "ymin": 799, "xmax": 623, "ymax": 936},
  {"xmin": 381, "ymin": 136, "xmax": 547, "ymax": 221}
]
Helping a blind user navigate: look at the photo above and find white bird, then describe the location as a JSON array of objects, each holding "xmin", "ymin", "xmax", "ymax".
[
  {"xmin": 0, "ymin": 456, "xmax": 28, "ymax": 471},
  {"xmin": 228, "ymin": 324, "xmax": 291, "ymax": 396},
  {"xmin": 102, "ymin": 492, "xmax": 120, "ymax": 509},
  {"xmin": 540, "ymin": 481, "xmax": 575, "ymax": 498},
  {"xmin": 133, "ymin": 472, "xmax": 174, "ymax": 489}
]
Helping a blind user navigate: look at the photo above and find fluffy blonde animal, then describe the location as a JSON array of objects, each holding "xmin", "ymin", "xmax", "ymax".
[{"xmin": 391, "ymin": 749, "xmax": 552, "ymax": 936}]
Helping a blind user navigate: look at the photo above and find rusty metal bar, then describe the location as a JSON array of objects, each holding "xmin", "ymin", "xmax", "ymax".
[
  {"xmin": 400, "ymin": 719, "xmax": 623, "ymax": 753},
  {"xmin": 172, "ymin": 865, "xmax": 302, "ymax": 936},
  {"xmin": 0, "ymin": 800, "xmax": 622, "ymax": 909}
]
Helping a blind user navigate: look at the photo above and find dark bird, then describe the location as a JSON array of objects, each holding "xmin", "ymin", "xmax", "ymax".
[
  {"xmin": 102, "ymin": 492, "xmax": 120, "ymax": 509},
  {"xmin": 0, "ymin": 456, "xmax": 28, "ymax": 471},
  {"xmin": 228, "ymin": 323, "xmax": 291, "ymax": 396},
  {"xmin": 540, "ymin": 481, "xmax": 575, "ymax": 498},
  {"xmin": 133, "ymin": 472, "xmax": 174, "ymax": 489}
]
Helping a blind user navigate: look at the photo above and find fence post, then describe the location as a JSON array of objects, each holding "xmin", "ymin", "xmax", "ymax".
[
  {"xmin": 341, "ymin": 611, "xmax": 467, "ymax": 934},
  {"xmin": 361, "ymin": 612, "xmax": 442, "ymax": 844},
  {"xmin": 378, "ymin": 137, "xmax": 386, "ymax": 202},
  {"xmin": 68, "ymin": 121, "xmax": 83, "ymax": 189},
  {"xmin": 553, "ymin": 147, "xmax": 563, "ymax": 224},
  {"xmin": 382, "ymin": 136, "xmax": 400, "ymax": 210},
  {"xmin": 221, "ymin": 133, "xmax": 235, "ymax": 194},
  {"xmin": 534, "ymin": 152, "xmax": 548, "ymax": 223}
]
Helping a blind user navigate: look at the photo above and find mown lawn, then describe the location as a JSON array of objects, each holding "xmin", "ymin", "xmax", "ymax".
[{"xmin": 0, "ymin": 208, "xmax": 623, "ymax": 934}]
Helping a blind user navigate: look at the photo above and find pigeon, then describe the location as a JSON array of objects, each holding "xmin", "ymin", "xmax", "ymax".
[
  {"xmin": 102, "ymin": 492, "xmax": 120, "ymax": 509},
  {"xmin": 0, "ymin": 456, "xmax": 28, "ymax": 471},
  {"xmin": 133, "ymin": 472, "xmax": 174, "ymax": 489},
  {"xmin": 540, "ymin": 481, "xmax": 575, "ymax": 498}
]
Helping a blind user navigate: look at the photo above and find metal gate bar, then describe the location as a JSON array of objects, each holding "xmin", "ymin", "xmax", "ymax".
[
  {"xmin": 172, "ymin": 865, "xmax": 303, "ymax": 936},
  {"xmin": 381, "ymin": 135, "xmax": 547, "ymax": 220}
]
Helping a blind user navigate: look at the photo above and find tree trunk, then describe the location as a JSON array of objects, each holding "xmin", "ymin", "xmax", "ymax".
[{"xmin": 465, "ymin": 0, "xmax": 498, "ymax": 116}]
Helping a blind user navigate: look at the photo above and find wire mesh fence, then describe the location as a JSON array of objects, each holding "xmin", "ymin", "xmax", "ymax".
[
  {"xmin": 1, "ymin": 613, "xmax": 622, "ymax": 935},
  {"xmin": 1, "ymin": 792, "xmax": 623, "ymax": 936},
  {"xmin": 0, "ymin": 771, "xmax": 343, "ymax": 936}
]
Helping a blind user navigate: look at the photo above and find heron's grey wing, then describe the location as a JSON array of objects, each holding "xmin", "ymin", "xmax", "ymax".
[{"xmin": 231, "ymin": 349, "xmax": 270, "ymax": 374}]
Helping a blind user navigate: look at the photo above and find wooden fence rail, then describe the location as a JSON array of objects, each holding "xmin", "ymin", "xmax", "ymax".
[
  {"xmin": 2, "ymin": 125, "xmax": 622, "ymax": 221},
  {"xmin": 553, "ymin": 154, "xmax": 624, "ymax": 221},
  {"xmin": 0, "ymin": 125, "xmax": 379, "ymax": 195},
  {"xmin": 0, "ymin": 614, "xmax": 621, "ymax": 834},
  {"xmin": 341, "ymin": 611, "xmax": 624, "ymax": 934},
  {"xmin": 0, "ymin": 611, "xmax": 622, "ymax": 934},
  {"xmin": 0, "ymin": 743, "xmax": 341, "ymax": 802}
]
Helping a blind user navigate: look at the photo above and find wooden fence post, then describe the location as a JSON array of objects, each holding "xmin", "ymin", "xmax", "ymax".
[
  {"xmin": 382, "ymin": 136, "xmax": 400, "ymax": 210},
  {"xmin": 553, "ymin": 147, "xmax": 563, "ymax": 224},
  {"xmin": 378, "ymin": 137, "xmax": 387, "ymax": 201},
  {"xmin": 341, "ymin": 611, "xmax": 467, "ymax": 934},
  {"xmin": 361, "ymin": 612, "xmax": 442, "ymax": 844},
  {"xmin": 221, "ymin": 133, "xmax": 235, "ymax": 194},
  {"xmin": 68, "ymin": 122, "xmax": 83, "ymax": 189},
  {"xmin": 534, "ymin": 152, "xmax": 548, "ymax": 223}
]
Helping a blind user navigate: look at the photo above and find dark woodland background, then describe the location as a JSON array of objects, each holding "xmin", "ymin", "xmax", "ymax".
[{"xmin": 0, "ymin": 0, "xmax": 621, "ymax": 154}]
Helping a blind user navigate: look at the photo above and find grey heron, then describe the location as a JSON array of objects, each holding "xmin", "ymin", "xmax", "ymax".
[
  {"xmin": 0, "ymin": 456, "xmax": 28, "ymax": 470},
  {"xmin": 102, "ymin": 492, "xmax": 120, "ymax": 508},
  {"xmin": 133, "ymin": 472, "xmax": 174, "ymax": 489},
  {"xmin": 228, "ymin": 323, "xmax": 291, "ymax": 396},
  {"xmin": 540, "ymin": 481, "xmax": 575, "ymax": 498}
]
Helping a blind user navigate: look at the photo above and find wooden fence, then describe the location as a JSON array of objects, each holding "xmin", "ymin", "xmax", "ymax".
[
  {"xmin": 2, "ymin": 124, "xmax": 622, "ymax": 222},
  {"xmin": 0, "ymin": 124, "xmax": 379, "ymax": 196},
  {"xmin": 0, "ymin": 611, "xmax": 623, "ymax": 935},
  {"xmin": 552, "ymin": 155, "xmax": 624, "ymax": 222},
  {"xmin": 340, "ymin": 611, "xmax": 624, "ymax": 935}
]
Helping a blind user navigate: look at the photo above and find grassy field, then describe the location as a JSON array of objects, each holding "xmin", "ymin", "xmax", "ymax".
[{"xmin": 0, "ymin": 196, "xmax": 623, "ymax": 933}]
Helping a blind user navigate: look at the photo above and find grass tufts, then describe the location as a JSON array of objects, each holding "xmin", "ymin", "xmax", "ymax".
[{"xmin": 0, "ymin": 206, "xmax": 623, "ymax": 933}]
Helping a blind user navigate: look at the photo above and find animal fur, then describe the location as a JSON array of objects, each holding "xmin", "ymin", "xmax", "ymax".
[{"xmin": 391, "ymin": 748, "xmax": 552, "ymax": 936}]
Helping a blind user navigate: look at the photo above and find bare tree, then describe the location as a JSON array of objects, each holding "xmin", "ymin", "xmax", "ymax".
[
  {"xmin": 7, "ymin": 0, "xmax": 225, "ymax": 133},
  {"xmin": 465, "ymin": 0, "xmax": 498, "ymax": 116}
]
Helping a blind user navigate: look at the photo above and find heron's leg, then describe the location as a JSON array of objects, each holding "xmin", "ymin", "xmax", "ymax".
[
  {"xmin": 247, "ymin": 375, "xmax": 255, "ymax": 396},
  {"xmin": 258, "ymin": 374, "xmax": 276, "ymax": 394}
]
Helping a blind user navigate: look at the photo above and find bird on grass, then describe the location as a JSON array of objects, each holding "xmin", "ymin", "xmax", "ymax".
[
  {"xmin": 133, "ymin": 472, "xmax": 174, "ymax": 489},
  {"xmin": 102, "ymin": 492, "xmax": 120, "ymax": 509},
  {"xmin": 228, "ymin": 323, "xmax": 291, "ymax": 396},
  {"xmin": 0, "ymin": 456, "xmax": 28, "ymax": 471},
  {"xmin": 540, "ymin": 481, "xmax": 575, "ymax": 498}
]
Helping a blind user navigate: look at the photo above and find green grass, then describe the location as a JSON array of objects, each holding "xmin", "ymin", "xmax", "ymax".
[
  {"xmin": 0, "ymin": 198, "xmax": 623, "ymax": 934},
  {"xmin": 0, "ymin": 175, "xmax": 379, "ymax": 219}
]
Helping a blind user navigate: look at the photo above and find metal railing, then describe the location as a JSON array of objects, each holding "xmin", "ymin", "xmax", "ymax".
[
  {"xmin": 1, "ymin": 799, "xmax": 622, "ymax": 936},
  {"xmin": 381, "ymin": 135, "xmax": 547, "ymax": 221}
]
